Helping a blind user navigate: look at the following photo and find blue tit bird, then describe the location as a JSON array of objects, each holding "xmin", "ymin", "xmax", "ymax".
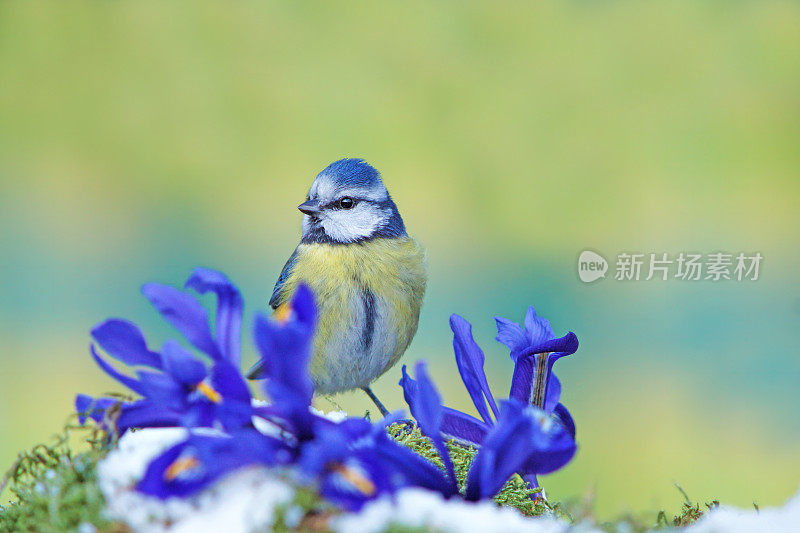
[{"xmin": 247, "ymin": 158, "xmax": 427, "ymax": 415}]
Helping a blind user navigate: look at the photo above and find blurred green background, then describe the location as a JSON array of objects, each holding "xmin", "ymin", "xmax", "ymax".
[{"xmin": 1, "ymin": 1, "xmax": 799, "ymax": 519}]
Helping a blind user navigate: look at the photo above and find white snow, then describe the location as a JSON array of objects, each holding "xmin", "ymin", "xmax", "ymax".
[
  {"xmin": 97, "ymin": 428, "xmax": 295, "ymax": 533},
  {"xmin": 310, "ymin": 406, "xmax": 349, "ymax": 423},
  {"xmin": 686, "ymin": 487, "xmax": 800, "ymax": 533},
  {"xmin": 334, "ymin": 487, "xmax": 800, "ymax": 533},
  {"xmin": 331, "ymin": 488, "xmax": 592, "ymax": 533},
  {"xmin": 252, "ymin": 400, "xmax": 347, "ymax": 424},
  {"xmin": 96, "ymin": 406, "xmax": 349, "ymax": 532},
  {"xmin": 251, "ymin": 404, "xmax": 348, "ymax": 437}
]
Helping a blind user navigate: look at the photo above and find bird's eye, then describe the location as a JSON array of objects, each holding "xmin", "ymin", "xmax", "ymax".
[{"xmin": 338, "ymin": 197, "xmax": 355, "ymax": 209}]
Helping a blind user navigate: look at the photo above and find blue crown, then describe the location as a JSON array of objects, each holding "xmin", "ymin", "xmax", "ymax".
[{"xmin": 318, "ymin": 158, "xmax": 382, "ymax": 189}]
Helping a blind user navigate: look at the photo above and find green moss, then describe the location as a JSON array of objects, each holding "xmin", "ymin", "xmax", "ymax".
[
  {"xmin": 383, "ymin": 524, "xmax": 439, "ymax": 533},
  {"xmin": 270, "ymin": 483, "xmax": 337, "ymax": 533},
  {"xmin": 0, "ymin": 420, "xmax": 122, "ymax": 532},
  {"xmin": 557, "ymin": 484, "xmax": 721, "ymax": 532},
  {"xmin": 653, "ymin": 486, "xmax": 719, "ymax": 529},
  {"xmin": 386, "ymin": 423, "xmax": 549, "ymax": 517}
]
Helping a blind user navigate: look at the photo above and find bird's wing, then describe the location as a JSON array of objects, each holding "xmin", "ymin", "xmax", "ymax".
[
  {"xmin": 248, "ymin": 272, "xmax": 307, "ymax": 380},
  {"xmin": 269, "ymin": 247, "xmax": 300, "ymax": 310},
  {"xmin": 249, "ymin": 248, "xmax": 300, "ymax": 380}
]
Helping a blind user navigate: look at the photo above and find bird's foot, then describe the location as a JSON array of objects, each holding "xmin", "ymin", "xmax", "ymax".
[{"xmin": 361, "ymin": 386, "xmax": 390, "ymax": 417}]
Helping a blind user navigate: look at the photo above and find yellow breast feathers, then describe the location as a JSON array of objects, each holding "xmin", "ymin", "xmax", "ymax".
[{"xmin": 277, "ymin": 237, "xmax": 426, "ymax": 387}]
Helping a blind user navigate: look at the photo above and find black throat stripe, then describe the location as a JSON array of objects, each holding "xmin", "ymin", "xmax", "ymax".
[{"xmin": 361, "ymin": 288, "xmax": 376, "ymax": 353}]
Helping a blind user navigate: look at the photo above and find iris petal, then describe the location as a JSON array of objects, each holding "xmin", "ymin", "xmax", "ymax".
[
  {"xmin": 210, "ymin": 361, "xmax": 254, "ymax": 430},
  {"xmin": 553, "ymin": 402, "xmax": 576, "ymax": 440},
  {"xmin": 466, "ymin": 400, "xmax": 577, "ymax": 500},
  {"xmin": 116, "ymin": 401, "xmax": 184, "ymax": 432},
  {"xmin": 508, "ymin": 352, "xmax": 535, "ymax": 404},
  {"xmin": 253, "ymin": 292, "xmax": 318, "ymax": 440},
  {"xmin": 91, "ymin": 319, "xmax": 162, "ymax": 369},
  {"xmin": 74, "ymin": 394, "xmax": 117, "ymax": 425},
  {"xmin": 450, "ymin": 314, "xmax": 499, "ymax": 423},
  {"xmin": 465, "ymin": 400, "xmax": 536, "ymax": 501},
  {"xmin": 289, "ymin": 284, "xmax": 317, "ymax": 328},
  {"xmin": 79, "ymin": 270, "xmax": 267, "ymax": 440},
  {"xmin": 372, "ymin": 435, "xmax": 457, "ymax": 497},
  {"xmin": 544, "ymin": 373, "xmax": 562, "ymax": 412},
  {"xmin": 494, "ymin": 316, "xmax": 528, "ymax": 357},
  {"xmin": 135, "ymin": 370, "xmax": 187, "ymax": 409},
  {"xmin": 407, "ymin": 362, "xmax": 458, "ymax": 493},
  {"xmin": 160, "ymin": 340, "xmax": 207, "ymax": 385},
  {"xmin": 211, "ymin": 360, "xmax": 251, "ymax": 404},
  {"xmin": 90, "ymin": 344, "xmax": 146, "ymax": 396},
  {"xmin": 521, "ymin": 427, "xmax": 577, "ymax": 475},
  {"xmin": 550, "ymin": 332, "xmax": 579, "ymax": 357},
  {"xmin": 137, "ymin": 431, "xmax": 282, "ymax": 499},
  {"xmin": 441, "ymin": 407, "xmax": 490, "ymax": 446},
  {"xmin": 508, "ymin": 333, "xmax": 578, "ymax": 410},
  {"xmin": 185, "ymin": 268, "xmax": 243, "ymax": 366},
  {"xmin": 516, "ymin": 332, "xmax": 579, "ymax": 360},
  {"xmin": 247, "ymin": 284, "xmax": 317, "ymax": 382},
  {"xmin": 253, "ymin": 314, "xmax": 314, "ymax": 407},
  {"xmin": 252, "ymin": 285, "xmax": 317, "ymax": 410},
  {"xmin": 142, "ymin": 283, "xmax": 223, "ymax": 361},
  {"xmin": 399, "ymin": 364, "xmax": 418, "ymax": 406},
  {"xmin": 319, "ymin": 452, "xmax": 392, "ymax": 511},
  {"xmin": 523, "ymin": 306, "xmax": 555, "ymax": 347}
]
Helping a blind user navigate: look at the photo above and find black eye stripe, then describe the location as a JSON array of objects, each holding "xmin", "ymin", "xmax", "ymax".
[
  {"xmin": 317, "ymin": 197, "xmax": 369, "ymax": 210},
  {"xmin": 322, "ymin": 197, "xmax": 360, "ymax": 210}
]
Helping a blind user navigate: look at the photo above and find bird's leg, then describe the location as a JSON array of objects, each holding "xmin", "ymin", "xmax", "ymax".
[{"xmin": 361, "ymin": 386, "xmax": 389, "ymax": 417}]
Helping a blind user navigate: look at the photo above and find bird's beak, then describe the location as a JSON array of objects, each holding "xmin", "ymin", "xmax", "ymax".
[{"xmin": 298, "ymin": 199, "xmax": 321, "ymax": 215}]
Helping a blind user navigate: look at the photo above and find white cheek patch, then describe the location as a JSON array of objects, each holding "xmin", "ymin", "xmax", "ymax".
[{"xmin": 321, "ymin": 204, "xmax": 386, "ymax": 242}]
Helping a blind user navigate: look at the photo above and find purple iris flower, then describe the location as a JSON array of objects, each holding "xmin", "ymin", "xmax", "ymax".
[
  {"xmin": 400, "ymin": 309, "xmax": 579, "ymax": 492},
  {"xmin": 137, "ymin": 429, "xmax": 287, "ymax": 499},
  {"xmin": 399, "ymin": 363, "xmax": 459, "ymax": 495},
  {"xmin": 297, "ymin": 418, "xmax": 397, "ymax": 511},
  {"xmin": 495, "ymin": 307, "xmax": 579, "ymax": 490},
  {"xmin": 129, "ymin": 282, "xmax": 409, "ymax": 508},
  {"xmin": 496, "ymin": 307, "xmax": 578, "ymax": 417},
  {"xmin": 298, "ymin": 412, "xmax": 459, "ymax": 511},
  {"xmin": 401, "ymin": 362, "xmax": 576, "ymax": 501},
  {"xmin": 250, "ymin": 283, "xmax": 323, "ymax": 442},
  {"xmin": 75, "ymin": 268, "xmax": 253, "ymax": 434},
  {"xmin": 463, "ymin": 399, "xmax": 577, "ymax": 501}
]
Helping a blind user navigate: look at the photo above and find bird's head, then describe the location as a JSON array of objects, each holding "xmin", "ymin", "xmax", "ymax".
[{"xmin": 299, "ymin": 159, "xmax": 406, "ymax": 244}]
